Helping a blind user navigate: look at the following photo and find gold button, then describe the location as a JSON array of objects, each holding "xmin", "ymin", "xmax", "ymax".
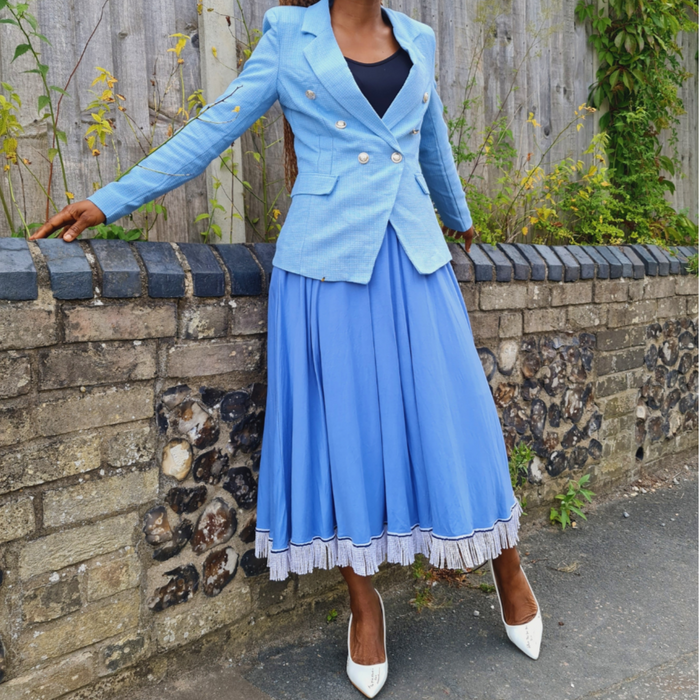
[
  {"xmin": 391, "ymin": 152, "xmax": 403, "ymax": 163},
  {"xmin": 423, "ymin": 92, "xmax": 429, "ymax": 103},
  {"xmin": 306, "ymin": 89, "xmax": 316, "ymax": 99},
  {"xmin": 335, "ymin": 120, "xmax": 347, "ymax": 129},
  {"xmin": 358, "ymin": 152, "xmax": 370, "ymax": 164}
]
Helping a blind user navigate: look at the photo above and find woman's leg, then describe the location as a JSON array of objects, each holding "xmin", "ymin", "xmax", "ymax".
[
  {"xmin": 491, "ymin": 545, "xmax": 539, "ymax": 625},
  {"xmin": 340, "ymin": 567, "xmax": 386, "ymax": 665}
]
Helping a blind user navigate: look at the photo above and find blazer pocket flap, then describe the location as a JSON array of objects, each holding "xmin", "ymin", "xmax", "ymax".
[
  {"xmin": 415, "ymin": 172, "xmax": 430, "ymax": 195},
  {"xmin": 291, "ymin": 173, "xmax": 339, "ymax": 196}
]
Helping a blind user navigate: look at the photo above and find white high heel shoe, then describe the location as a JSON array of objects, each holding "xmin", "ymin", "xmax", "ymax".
[
  {"xmin": 488, "ymin": 558, "xmax": 543, "ymax": 660},
  {"xmin": 346, "ymin": 588, "xmax": 388, "ymax": 698}
]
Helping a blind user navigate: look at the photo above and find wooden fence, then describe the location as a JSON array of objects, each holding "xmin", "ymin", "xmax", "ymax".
[{"xmin": 0, "ymin": 0, "xmax": 697, "ymax": 242}]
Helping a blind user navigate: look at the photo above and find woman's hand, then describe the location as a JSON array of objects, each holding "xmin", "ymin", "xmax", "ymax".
[
  {"xmin": 29, "ymin": 201, "xmax": 106, "ymax": 242},
  {"xmin": 442, "ymin": 224, "xmax": 474, "ymax": 253}
]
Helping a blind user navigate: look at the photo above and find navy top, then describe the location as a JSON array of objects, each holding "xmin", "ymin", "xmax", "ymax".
[{"xmin": 343, "ymin": 10, "xmax": 413, "ymax": 119}]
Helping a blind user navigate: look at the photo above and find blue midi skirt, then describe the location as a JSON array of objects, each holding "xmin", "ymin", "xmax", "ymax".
[{"xmin": 255, "ymin": 223, "xmax": 522, "ymax": 581}]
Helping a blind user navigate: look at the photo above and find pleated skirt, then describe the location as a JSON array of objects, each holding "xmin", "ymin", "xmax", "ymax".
[{"xmin": 255, "ymin": 223, "xmax": 522, "ymax": 581}]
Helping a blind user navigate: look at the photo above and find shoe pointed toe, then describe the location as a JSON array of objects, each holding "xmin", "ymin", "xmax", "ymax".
[
  {"xmin": 505, "ymin": 610, "xmax": 543, "ymax": 659},
  {"xmin": 346, "ymin": 659, "xmax": 388, "ymax": 698},
  {"xmin": 489, "ymin": 558, "xmax": 543, "ymax": 660},
  {"xmin": 346, "ymin": 589, "xmax": 388, "ymax": 698}
]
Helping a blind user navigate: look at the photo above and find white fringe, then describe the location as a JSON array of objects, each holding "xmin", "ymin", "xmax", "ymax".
[{"xmin": 255, "ymin": 499, "xmax": 523, "ymax": 581}]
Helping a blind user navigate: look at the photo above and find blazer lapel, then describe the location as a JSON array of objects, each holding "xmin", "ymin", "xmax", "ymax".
[
  {"xmin": 380, "ymin": 8, "xmax": 429, "ymax": 131},
  {"xmin": 302, "ymin": 0, "xmax": 402, "ymax": 148}
]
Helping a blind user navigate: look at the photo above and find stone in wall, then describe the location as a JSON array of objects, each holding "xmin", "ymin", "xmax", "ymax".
[
  {"xmin": 166, "ymin": 485, "xmax": 208, "ymax": 514},
  {"xmin": 193, "ymin": 449, "xmax": 229, "ymax": 484},
  {"xmin": 147, "ymin": 564, "xmax": 200, "ymax": 612},
  {"xmin": 202, "ymin": 547, "xmax": 239, "ymax": 597},
  {"xmin": 162, "ymin": 439, "xmax": 192, "ymax": 481},
  {"xmin": 153, "ymin": 520, "xmax": 194, "ymax": 562},
  {"xmin": 637, "ymin": 318, "xmax": 698, "ymax": 451},
  {"xmin": 241, "ymin": 549, "xmax": 269, "ymax": 577},
  {"xmin": 223, "ymin": 467, "xmax": 258, "ymax": 510},
  {"xmin": 142, "ymin": 506, "xmax": 173, "ymax": 545},
  {"xmin": 479, "ymin": 332, "xmax": 603, "ymax": 481},
  {"xmin": 240, "ymin": 516, "xmax": 257, "ymax": 544},
  {"xmin": 191, "ymin": 498, "xmax": 237, "ymax": 555},
  {"xmin": 172, "ymin": 400, "xmax": 220, "ymax": 449},
  {"xmin": 146, "ymin": 381, "xmax": 267, "ymax": 615}
]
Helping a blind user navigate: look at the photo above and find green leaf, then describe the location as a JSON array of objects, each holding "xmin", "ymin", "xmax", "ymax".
[
  {"xmin": 37, "ymin": 94, "xmax": 51, "ymax": 113},
  {"xmin": 50, "ymin": 85, "xmax": 69, "ymax": 96},
  {"xmin": 31, "ymin": 31, "xmax": 50, "ymax": 44},
  {"xmin": 0, "ymin": 18, "xmax": 19, "ymax": 26},
  {"xmin": 55, "ymin": 129, "xmax": 67, "ymax": 144},
  {"xmin": 610, "ymin": 69, "xmax": 620, "ymax": 87},
  {"xmin": 12, "ymin": 44, "xmax": 31, "ymax": 62},
  {"xmin": 24, "ymin": 12, "xmax": 38, "ymax": 30},
  {"xmin": 47, "ymin": 147, "xmax": 58, "ymax": 162},
  {"xmin": 194, "ymin": 213, "xmax": 210, "ymax": 223}
]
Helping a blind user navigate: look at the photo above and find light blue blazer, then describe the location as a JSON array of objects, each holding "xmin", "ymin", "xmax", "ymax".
[{"xmin": 88, "ymin": 0, "xmax": 472, "ymax": 284}]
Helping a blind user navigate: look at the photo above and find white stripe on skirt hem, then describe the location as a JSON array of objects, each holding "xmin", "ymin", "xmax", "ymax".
[{"xmin": 255, "ymin": 498, "xmax": 524, "ymax": 581}]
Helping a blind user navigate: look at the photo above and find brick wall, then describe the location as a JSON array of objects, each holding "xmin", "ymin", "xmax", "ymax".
[{"xmin": 0, "ymin": 237, "xmax": 696, "ymax": 698}]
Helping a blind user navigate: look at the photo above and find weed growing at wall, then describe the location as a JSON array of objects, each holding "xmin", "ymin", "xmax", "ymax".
[{"xmin": 550, "ymin": 474, "xmax": 595, "ymax": 530}]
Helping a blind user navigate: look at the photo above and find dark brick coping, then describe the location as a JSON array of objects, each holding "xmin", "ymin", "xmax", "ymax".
[{"xmin": 0, "ymin": 238, "xmax": 696, "ymax": 301}]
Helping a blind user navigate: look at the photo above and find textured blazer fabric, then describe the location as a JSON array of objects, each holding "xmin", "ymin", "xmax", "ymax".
[{"xmin": 88, "ymin": 0, "xmax": 473, "ymax": 284}]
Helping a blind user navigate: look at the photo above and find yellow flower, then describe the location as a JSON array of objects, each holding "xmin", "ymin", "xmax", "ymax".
[
  {"xmin": 92, "ymin": 148, "xmax": 101, "ymax": 157},
  {"xmin": 272, "ymin": 208, "xmax": 281, "ymax": 221},
  {"xmin": 66, "ymin": 192, "xmax": 75, "ymax": 200},
  {"xmin": 212, "ymin": 46, "xmax": 218, "ymax": 59}
]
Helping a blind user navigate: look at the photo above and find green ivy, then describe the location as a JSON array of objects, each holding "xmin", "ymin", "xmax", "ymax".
[{"xmin": 574, "ymin": 0, "xmax": 698, "ymax": 245}]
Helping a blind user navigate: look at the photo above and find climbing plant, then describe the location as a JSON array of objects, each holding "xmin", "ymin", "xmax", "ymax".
[{"xmin": 574, "ymin": 0, "xmax": 698, "ymax": 245}]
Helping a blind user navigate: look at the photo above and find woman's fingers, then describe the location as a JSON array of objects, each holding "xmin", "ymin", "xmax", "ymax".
[
  {"xmin": 462, "ymin": 226, "xmax": 474, "ymax": 253},
  {"xmin": 29, "ymin": 208, "xmax": 76, "ymax": 241},
  {"xmin": 441, "ymin": 224, "xmax": 475, "ymax": 254},
  {"xmin": 28, "ymin": 201, "xmax": 106, "ymax": 242}
]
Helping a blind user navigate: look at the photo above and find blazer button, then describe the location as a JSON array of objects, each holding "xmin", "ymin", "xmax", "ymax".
[
  {"xmin": 335, "ymin": 120, "xmax": 347, "ymax": 129},
  {"xmin": 306, "ymin": 89, "xmax": 316, "ymax": 99},
  {"xmin": 423, "ymin": 92, "xmax": 429, "ymax": 103},
  {"xmin": 411, "ymin": 129, "xmax": 419, "ymax": 134},
  {"xmin": 358, "ymin": 152, "xmax": 370, "ymax": 164},
  {"xmin": 391, "ymin": 152, "xmax": 403, "ymax": 163}
]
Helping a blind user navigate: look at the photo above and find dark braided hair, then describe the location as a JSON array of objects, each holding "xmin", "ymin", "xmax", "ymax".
[{"xmin": 279, "ymin": 0, "xmax": 321, "ymax": 193}]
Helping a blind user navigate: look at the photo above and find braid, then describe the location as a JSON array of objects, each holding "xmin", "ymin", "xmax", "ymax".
[{"xmin": 279, "ymin": 0, "xmax": 321, "ymax": 193}]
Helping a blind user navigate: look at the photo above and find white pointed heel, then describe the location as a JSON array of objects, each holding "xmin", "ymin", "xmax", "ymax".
[
  {"xmin": 488, "ymin": 558, "xmax": 543, "ymax": 660},
  {"xmin": 346, "ymin": 588, "xmax": 388, "ymax": 698}
]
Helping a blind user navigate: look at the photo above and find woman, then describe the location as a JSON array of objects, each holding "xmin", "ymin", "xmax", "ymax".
[{"xmin": 30, "ymin": 0, "xmax": 542, "ymax": 696}]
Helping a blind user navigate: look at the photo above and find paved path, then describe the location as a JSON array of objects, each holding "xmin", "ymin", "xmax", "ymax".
[{"xmin": 117, "ymin": 456, "xmax": 698, "ymax": 700}]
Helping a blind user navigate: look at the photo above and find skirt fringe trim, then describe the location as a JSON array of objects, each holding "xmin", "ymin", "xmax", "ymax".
[{"xmin": 256, "ymin": 499, "xmax": 523, "ymax": 581}]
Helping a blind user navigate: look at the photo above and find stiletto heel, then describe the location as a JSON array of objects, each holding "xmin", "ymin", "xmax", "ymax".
[
  {"xmin": 346, "ymin": 588, "xmax": 388, "ymax": 698},
  {"xmin": 488, "ymin": 558, "xmax": 543, "ymax": 660}
]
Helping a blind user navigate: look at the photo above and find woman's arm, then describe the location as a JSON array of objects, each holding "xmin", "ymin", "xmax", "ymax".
[
  {"xmin": 31, "ymin": 9, "xmax": 281, "ymax": 241},
  {"xmin": 418, "ymin": 29, "xmax": 473, "ymax": 238}
]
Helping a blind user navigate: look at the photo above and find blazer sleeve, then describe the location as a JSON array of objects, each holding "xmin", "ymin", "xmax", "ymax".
[
  {"xmin": 418, "ymin": 30, "xmax": 473, "ymax": 233},
  {"xmin": 88, "ymin": 9, "xmax": 281, "ymax": 225}
]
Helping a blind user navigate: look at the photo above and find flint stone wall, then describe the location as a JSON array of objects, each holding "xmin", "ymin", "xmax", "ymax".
[{"xmin": 0, "ymin": 236, "xmax": 697, "ymax": 699}]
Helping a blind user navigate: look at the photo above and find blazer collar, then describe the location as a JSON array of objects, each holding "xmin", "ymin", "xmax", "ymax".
[{"xmin": 302, "ymin": 0, "xmax": 429, "ymax": 145}]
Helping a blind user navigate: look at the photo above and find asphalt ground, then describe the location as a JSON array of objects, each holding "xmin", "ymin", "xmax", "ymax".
[{"xmin": 115, "ymin": 453, "xmax": 698, "ymax": 700}]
